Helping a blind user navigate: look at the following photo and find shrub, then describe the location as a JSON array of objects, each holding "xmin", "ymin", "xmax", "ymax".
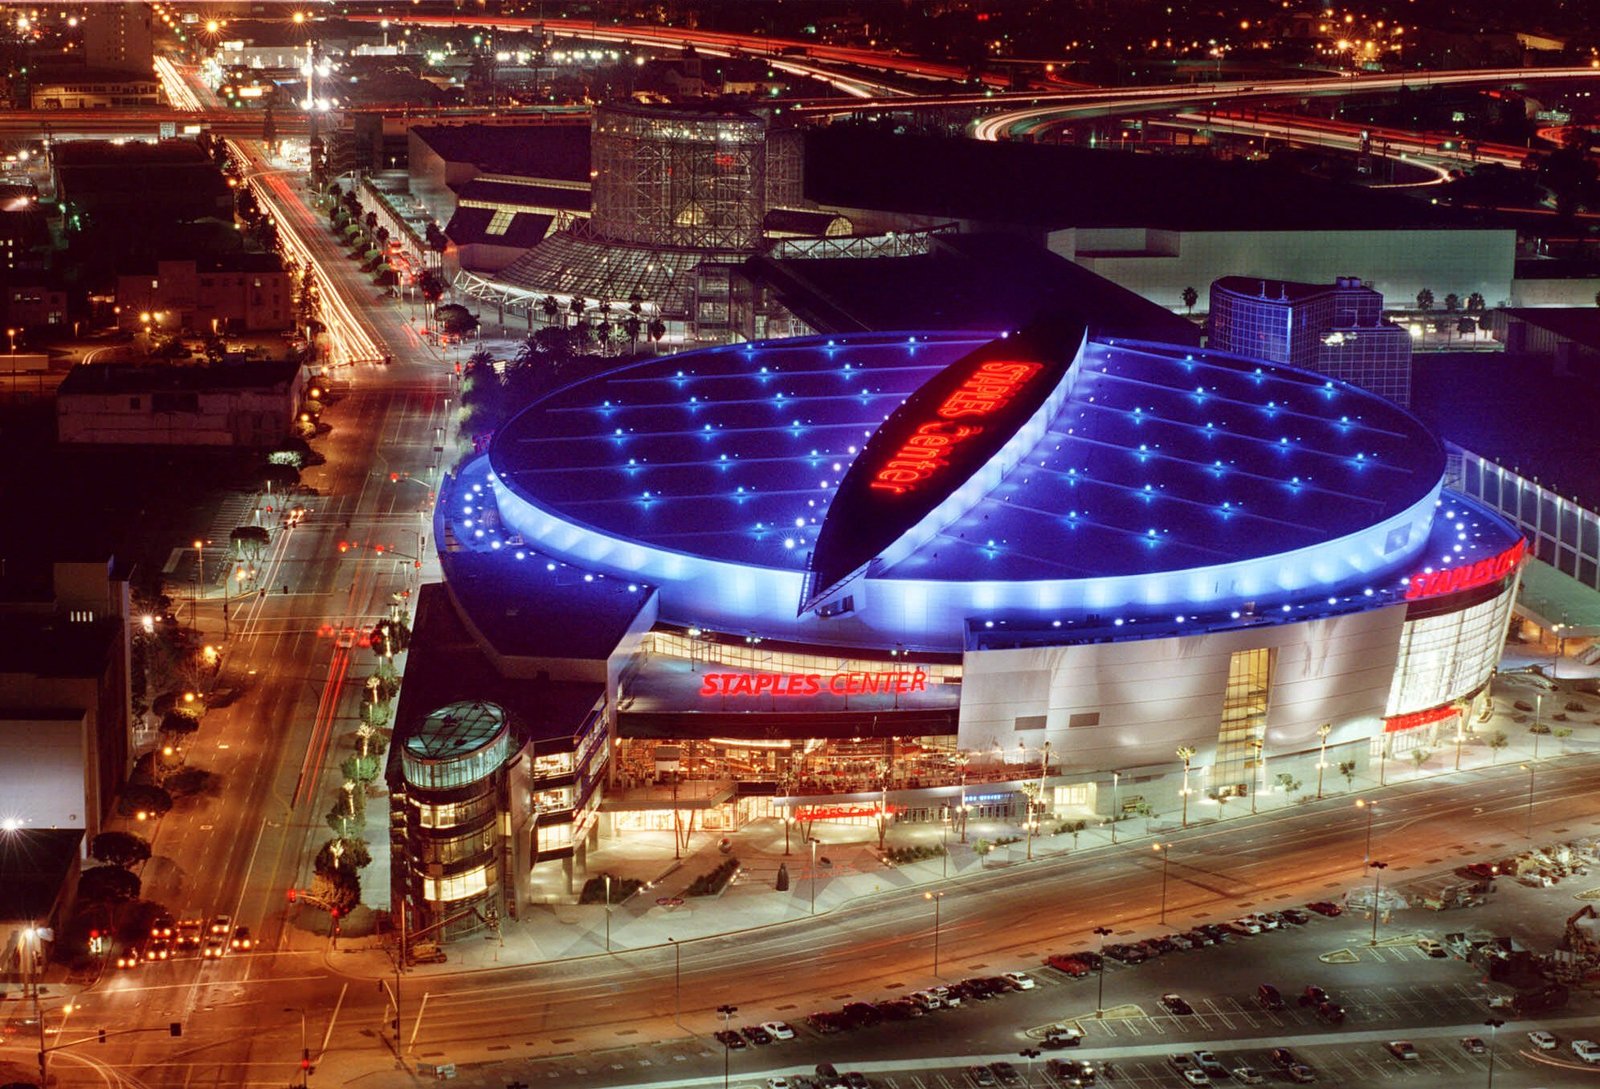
[
  {"xmin": 90, "ymin": 831, "xmax": 151, "ymax": 869},
  {"xmin": 577, "ymin": 873, "xmax": 644, "ymax": 904},
  {"xmin": 117, "ymin": 783, "xmax": 173, "ymax": 819},
  {"xmin": 79, "ymin": 865, "xmax": 141, "ymax": 903},
  {"xmin": 686, "ymin": 859, "xmax": 740, "ymax": 897}
]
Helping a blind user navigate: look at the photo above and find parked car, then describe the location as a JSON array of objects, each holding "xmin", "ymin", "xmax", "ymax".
[
  {"xmin": 965, "ymin": 1066, "xmax": 997, "ymax": 1087},
  {"xmin": 1299, "ymin": 985, "xmax": 1328, "ymax": 1007},
  {"xmin": 1075, "ymin": 951, "xmax": 1103, "ymax": 970},
  {"xmin": 1529, "ymin": 1030, "xmax": 1559, "ymax": 1050},
  {"xmin": 1269, "ymin": 1049, "xmax": 1300, "ymax": 1069},
  {"xmin": 1286, "ymin": 1064, "xmax": 1316, "ymax": 1084},
  {"xmin": 1003, "ymin": 971, "xmax": 1036, "ymax": 991},
  {"xmin": 844, "ymin": 1074, "xmax": 870, "ymax": 1089},
  {"xmin": 1460, "ymin": 1037, "xmax": 1486, "ymax": 1055},
  {"xmin": 1184, "ymin": 929, "xmax": 1214, "ymax": 947},
  {"xmin": 1169, "ymin": 1055, "xmax": 1197, "ymax": 1072},
  {"xmin": 1105, "ymin": 944, "xmax": 1147, "ymax": 964},
  {"xmin": 762, "ymin": 1020, "xmax": 795, "ymax": 1040},
  {"xmin": 841, "ymin": 1002, "xmax": 881, "ymax": 1027},
  {"xmin": 1316, "ymin": 1001, "xmax": 1345, "ymax": 1024},
  {"xmin": 1047, "ymin": 1058, "xmax": 1096, "ymax": 1085},
  {"xmin": 1573, "ymin": 1040, "xmax": 1600, "ymax": 1063},
  {"xmin": 1306, "ymin": 901, "xmax": 1343, "ymax": 917},
  {"xmin": 1169, "ymin": 933, "xmax": 1196, "ymax": 951},
  {"xmin": 1043, "ymin": 1027, "xmax": 1083, "ymax": 1049},
  {"xmin": 1258, "ymin": 912, "xmax": 1286, "ymax": 929},
  {"xmin": 874, "ymin": 999, "xmax": 921, "ymax": 1020},
  {"xmin": 909, "ymin": 991, "xmax": 942, "ymax": 1011},
  {"xmin": 767, "ymin": 1080, "xmax": 791, "ymax": 1089},
  {"xmin": 1256, "ymin": 984, "xmax": 1284, "ymax": 1011},
  {"xmin": 1280, "ymin": 908, "xmax": 1311, "ymax": 924},
  {"xmin": 713, "ymin": 1030, "xmax": 746, "ymax": 1050},
  {"xmin": 1136, "ymin": 939, "xmax": 1167, "ymax": 958},
  {"xmin": 1385, "ymin": 1041, "xmax": 1419, "ymax": 1061},
  {"xmin": 742, "ymin": 1025, "xmax": 773, "ymax": 1045},
  {"xmin": 1161, "ymin": 993, "xmax": 1195, "ymax": 1015},
  {"xmin": 1181, "ymin": 1070, "xmax": 1211, "ymax": 1087},
  {"xmin": 807, "ymin": 1012, "xmax": 844, "ymax": 1034},
  {"xmin": 1047, "ymin": 954, "xmax": 1090, "ymax": 977},
  {"xmin": 1231, "ymin": 1066, "xmax": 1264, "ymax": 1085},
  {"xmin": 1417, "ymin": 938, "xmax": 1447, "ymax": 958},
  {"xmin": 989, "ymin": 1062, "xmax": 1021, "ymax": 1086},
  {"xmin": 929, "ymin": 985, "xmax": 961, "ymax": 1008},
  {"xmin": 1192, "ymin": 1051, "xmax": 1228, "ymax": 1078}
]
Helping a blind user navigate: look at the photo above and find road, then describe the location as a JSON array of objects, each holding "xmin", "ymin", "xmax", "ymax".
[{"xmin": 25, "ymin": 752, "xmax": 1599, "ymax": 1087}]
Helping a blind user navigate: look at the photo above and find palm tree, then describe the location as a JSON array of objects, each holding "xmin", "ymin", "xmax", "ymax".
[
  {"xmin": 1176, "ymin": 746, "xmax": 1197, "ymax": 827},
  {"xmin": 467, "ymin": 347, "xmax": 494, "ymax": 372},
  {"xmin": 541, "ymin": 295, "xmax": 561, "ymax": 327},
  {"xmin": 624, "ymin": 315, "xmax": 642, "ymax": 352},
  {"xmin": 647, "ymin": 317, "xmax": 667, "ymax": 347},
  {"xmin": 513, "ymin": 335, "xmax": 540, "ymax": 367},
  {"xmin": 1180, "ymin": 286, "xmax": 1198, "ymax": 313},
  {"xmin": 1415, "ymin": 287, "xmax": 1435, "ymax": 314}
]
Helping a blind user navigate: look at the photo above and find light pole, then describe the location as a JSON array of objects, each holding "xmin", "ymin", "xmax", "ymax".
[
  {"xmin": 1020, "ymin": 1047, "xmax": 1041, "ymax": 1087},
  {"xmin": 283, "ymin": 1007, "xmax": 309, "ymax": 1088},
  {"xmin": 1455, "ymin": 723, "xmax": 1466, "ymax": 771},
  {"xmin": 6, "ymin": 326, "xmax": 15, "ymax": 397},
  {"xmin": 1110, "ymin": 770, "xmax": 1120, "ymax": 843},
  {"xmin": 808, "ymin": 837, "xmax": 819, "ymax": 915},
  {"xmin": 783, "ymin": 815, "xmax": 793, "ymax": 856},
  {"xmin": 1154, "ymin": 842, "xmax": 1172, "ymax": 924},
  {"xmin": 1249, "ymin": 737, "xmax": 1264, "ymax": 814},
  {"xmin": 957, "ymin": 752, "xmax": 970, "ymax": 843},
  {"xmin": 669, "ymin": 937, "xmax": 681, "ymax": 1027},
  {"xmin": 1521, "ymin": 763, "xmax": 1536, "ymax": 840},
  {"xmin": 192, "ymin": 538, "xmax": 205, "ymax": 618},
  {"xmin": 1176, "ymin": 747, "xmax": 1196, "ymax": 828},
  {"xmin": 924, "ymin": 891, "xmax": 944, "ymax": 977},
  {"xmin": 1356, "ymin": 798, "xmax": 1377, "ymax": 863},
  {"xmin": 1533, "ymin": 693, "xmax": 1543, "ymax": 760},
  {"xmin": 603, "ymin": 874, "xmax": 612, "ymax": 952},
  {"xmin": 716, "ymin": 1003, "xmax": 738, "ymax": 1089},
  {"xmin": 941, "ymin": 815, "xmax": 950, "ymax": 878},
  {"xmin": 1368, "ymin": 860, "xmax": 1388, "ymax": 946},
  {"xmin": 1484, "ymin": 1016, "xmax": 1504, "ymax": 1089},
  {"xmin": 1093, "ymin": 924, "xmax": 1113, "ymax": 1018},
  {"xmin": 1315, "ymin": 723, "xmax": 1332, "ymax": 798}
]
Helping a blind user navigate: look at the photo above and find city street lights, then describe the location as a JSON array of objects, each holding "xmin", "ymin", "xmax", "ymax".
[
  {"xmin": 1019, "ymin": 1047, "xmax": 1041, "ymax": 1087},
  {"xmin": 941, "ymin": 815, "xmax": 950, "ymax": 879},
  {"xmin": 1484, "ymin": 1016, "xmax": 1504, "ymax": 1089},
  {"xmin": 1520, "ymin": 763, "xmax": 1536, "ymax": 840},
  {"xmin": 283, "ymin": 1007, "xmax": 309, "ymax": 1088},
  {"xmin": 783, "ymin": 815, "xmax": 793, "ymax": 856},
  {"xmin": 603, "ymin": 874, "xmax": 612, "ymax": 952},
  {"xmin": 1093, "ymin": 924, "xmax": 1113, "ymax": 1018},
  {"xmin": 1153, "ymin": 842, "xmax": 1172, "ymax": 924},
  {"xmin": 1368, "ymin": 860, "xmax": 1388, "ymax": 946},
  {"xmin": 1315, "ymin": 723, "xmax": 1332, "ymax": 798},
  {"xmin": 924, "ymin": 891, "xmax": 944, "ymax": 977},
  {"xmin": 669, "ymin": 937, "xmax": 681, "ymax": 1027},
  {"xmin": 192, "ymin": 538, "xmax": 206, "ymax": 617},
  {"xmin": 1249, "ymin": 737, "xmax": 1264, "ymax": 814},
  {"xmin": 957, "ymin": 752, "xmax": 970, "ymax": 843},
  {"xmin": 1176, "ymin": 746, "xmax": 1196, "ymax": 828},
  {"xmin": 716, "ymin": 1003, "xmax": 738, "ymax": 1089},
  {"xmin": 1533, "ymin": 693, "xmax": 1543, "ymax": 760},
  {"xmin": 1110, "ymin": 770, "xmax": 1120, "ymax": 843},
  {"xmin": 1356, "ymin": 798, "xmax": 1377, "ymax": 863}
]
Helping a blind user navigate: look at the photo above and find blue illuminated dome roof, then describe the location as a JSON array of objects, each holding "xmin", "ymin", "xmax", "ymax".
[{"xmin": 487, "ymin": 328, "xmax": 1451, "ymax": 649}]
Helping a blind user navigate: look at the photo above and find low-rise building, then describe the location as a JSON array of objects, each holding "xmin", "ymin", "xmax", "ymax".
[
  {"xmin": 114, "ymin": 254, "xmax": 293, "ymax": 334},
  {"xmin": 56, "ymin": 358, "xmax": 308, "ymax": 447},
  {"xmin": 29, "ymin": 66, "xmax": 160, "ymax": 110}
]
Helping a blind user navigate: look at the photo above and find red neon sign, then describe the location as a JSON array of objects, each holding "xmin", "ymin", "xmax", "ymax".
[
  {"xmin": 1384, "ymin": 705, "xmax": 1458, "ymax": 733},
  {"xmin": 869, "ymin": 360, "xmax": 1043, "ymax": 495},
  {"xmin": 698, "ymin": 669, "xmax": 929, "ymax": 698},
  {"xmin": 1403, "ymin": 539, "xmax": 1525, "ymax": 602},
  {"xmin": 794, "ymin": 803, "xmax": 899, "ymax": 821}
]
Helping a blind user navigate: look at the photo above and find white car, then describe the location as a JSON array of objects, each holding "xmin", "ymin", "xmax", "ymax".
[
  {"xmin": 767, "ymin": 1079, "xmax": 790, "ymax": 1089},
  {"xmin": 909, "ymin": 991, "xmax": 943, "ymax": 1010},
  {"xmin": 1529, "ymin": 1030, "xmax": 1559, "ymax": 1050},
  {"xmin": 1232, "ymin": 917, "xmax": 1263, "ymax": 935},
  {"xmin": 1574, "ymin": 1040, "xmax": 1600, "ymax": 1063},
  {"xmin": 930, "ymin": 985, "xmax": 961, "ymax": 1007},
  {"xmin": 761, "ymin": 1020, "xmax": 795, "ymax": 1041},
  {"xmin": 1231, "ymin": 1067, "xmax": 1264, "ymax": 1085},
  {"xmin": 1182, "ymin": 1070, "xmax": 1212, "ymax": 1087},
  {"xmin": 1002, "ymin": 971, "xmax": 1036, "ymax": 991}
]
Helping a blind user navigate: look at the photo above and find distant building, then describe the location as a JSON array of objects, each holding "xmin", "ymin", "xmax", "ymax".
[
  {"xmin": 81, "ymin": 2, "xmax": 153, "ymax": 72},
  {"xmin": 0, "ymin": 559, "xmax": 135, "ymax": 851},
  {"xmin": 1208, "ymin": 276, "xmax": 1413, "ymax": 406},
  {"xmin": 113, "ymin": 253, "xmax": 293, "ymax": 334},
  {"xmin": 29, "ymin": 66, "xmax": 159, "ymax": 110},
  {"xmin": 0, "ymin": 828, "xmax": 84, "ymax": 980},
  {"xmin": 53, "ymin": 141, "xmax": 232, "ymax": 235},
  {"xmin": 4, "ymin": 283, "xmax": 68, "ymax": 331},
  {"xmin": 56, "ymin": 359, "xmax": 309, "ymax": 447}
]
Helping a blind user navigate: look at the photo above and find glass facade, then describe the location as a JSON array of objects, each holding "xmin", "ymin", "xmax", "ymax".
[
  {"xmin": 1453, "ymin": 446, "xmax": 1600, "ymax": 593},
  {"xmin": 1386, "ymin": 583, "xmax": 1517, "ymax": 716},
  {"xmin": 1213, "ymin": 648, "xmax": 1273, "ymax": 794}
]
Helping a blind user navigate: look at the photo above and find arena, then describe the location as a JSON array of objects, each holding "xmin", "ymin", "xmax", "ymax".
[{"xmin": 392, "ymin": 316, "xmax": 1524, "ymax": 932}]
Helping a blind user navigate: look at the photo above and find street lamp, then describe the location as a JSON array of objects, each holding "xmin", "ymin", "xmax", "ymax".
[
  {"xmin": 957, "ymin": 751, "xmax": 970, "ymax": 843},
  {"xmin": 192, "ymin": 538, "xmax": 205, "ymax": 613},
  {"xmin": 1110, "ymin": 770, "xmax": 1120, "ymax": 843},
  {"xmin": 924, "ymin": 891, "xmax": 944, "ymax": 977},
  {"xmin": 808, "ymin": 837, "xmax": 820, "ymax": 915},
  {"xmin": 1315, "ymin": 723, "xmax": 1332, "ymax": 798},
  {"xmin": 1520, "ymin": 763, "xmax": 1536, "ymax": 840},
  {"xmin": 1356, "ymin": 798, "xmax": 1377, "ymax": 863},
  {"xmin": 283, "ymin": 1007, "xmax": 309, "ymax": 1088},
  {"xmin": 1093, "ymin": 924, "xmax": 1113, "ymax": 1018},
  {"xmin": 783, "ymin": 815, "xmax": 793, "ymax": 856},
  {"xmin": 1533, "ymin": 693, "xmax": 1543, "ymax": 760},
  {"xmin": 669, "ymin": 936, "xmax": 681, "ymax": 1027},
  {"xmin": 1248, "ymin": 737, "xmax": 1264, "ymax": 814},
  {"xmin": 1176, "ymin": 747, "xmax": 1196, "ymax": 828},
  {"xmin": 1019, "ymin": 1047, "xmax": 1041, "ymax": 1087},
  {"xmin": 603, "ymin": 874, "xmax": 612, "ymax": 952},
  {"xmin": 941, "ymin": 815, "xmax": 950, "ymax": 879},
  {"xmin": 716, "ymin": 1003, "xmax": 738, "ymax": 1089},
  {"xmin": 1484, "ymin": 1016, "xmax": 1504, "ymax": 1089},
  {"xmin": 1368, "ymin": 860, "xmax": 1388, "ymax": 946},
  {"xmin": 1153, "ymin": 842, "xmax": 1172, "ymax": 924}
]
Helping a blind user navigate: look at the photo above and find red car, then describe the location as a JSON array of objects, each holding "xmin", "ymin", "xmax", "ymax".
[
  {"xmin": 1306, "ymin": 901, "xmax": 1343, "ymax": 917},
  {"xmin": 1046, "ymin": 954, "xmax": 1090, "ymax": 977}
]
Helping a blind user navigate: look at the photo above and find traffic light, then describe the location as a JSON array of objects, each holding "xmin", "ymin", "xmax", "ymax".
[
  {"xmin": 287, "ymin": 887, "xmax": 298, "ymax": 903},
  {"xmin": 338, "ymin": 541, "xmax": 349, "ymax": 553}
]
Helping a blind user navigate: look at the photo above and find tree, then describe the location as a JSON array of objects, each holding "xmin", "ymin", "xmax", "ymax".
[
  {"xmin": 1457, "ymin": 316, "xmax": 1476, "ymax": 340},
  {"xmin": 117, "ymin": 783, "xmax": 173, "ymax": 819},
  {"xmin": 541, "ymin": 294, "xmax": 561, "ymax": 326},
  {"xmin": 159, "ymin": 708, "xmax": 201, "ymax": 741},
  {"xmin": 1180, "ymin": 286, "xmax": 1198, "ymax": 313},
  {"xmin": 1338, "ymin": 759, "xmax": 1357, "ymax": 791},
  {"xmin": 90, "ymin": 831, "xmax": 152, "ymax": 869},
  {"xmin": 1416, "ymin": 287, "xmax": 1435, "ymax": 314},
  {"xmin": 467, "ymin": 347, "xmax": 494, "ymax": 371},
  {"xmin": 375, "ymin": 225, "xmax": 390, "ymax": 248},
  {"xmin": 1466, "ymin": 291, "xmax": 1486, "ymax": 316},
  {"xmin": 230, "ymin": 525, "xmax": 270, "ymax": 562},
  {"xmin": 1410, "ymin": 748, "xmax": 1431, "ymax": 776},
  {"xmin": 314, "ymin": 837, "xmax": 371, "ymax": 876},
  {"xmin": 79, "ymin": 865, "xmax": 142, "ymax": 903},
  {"xmin": 1486, "ymin": 730, "xmax": 1509, "ymax": 763},
  {"xmin": 425, "ymin": 221, "xmax": 448, "ymax": 253},
  {"xmin": 309, "ymin": 868, "xmax": 360, "ymax": 915},
  {"xmin": 363, "ymin": 211, "xmax": 378, "ymax": 232},
  {"xmin": 435, "ymin": 303, "xmax": 478, "ymax": 339},
  {"xmin": 1443, "ymin": 293, "xmax": 1460, "ymax": 314},
  {"xmin": 624, "ymin": 315, "xmax": 642, "ymax": 352},
  {"xmin": 647, "ymin": 317, "xmax": 667, "ymax": 345}
]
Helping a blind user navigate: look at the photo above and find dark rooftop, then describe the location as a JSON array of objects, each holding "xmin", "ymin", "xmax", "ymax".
[
  {"xmin": 411, "ymin": 124, "xmax": 591, "ymax": 183},
  {"xmin": 117, "ymin": 251, "xmax": 288, "ymax": 276},
  {"xmin": 0, "ymin": 828, "xmax": 83, "ymax": 924},
  {"xmin": 1212, "ymin": 276, "xmax": 1369, "ymax": 303},
  {"xmin": 744, "ymin": 233, "xmax": 1203, "ymax": 342},
  {"xmin": 445, "ymin": 207, "xmax": 555, "ymax": 250},
  {"xmin": 805, "ymin": 127, "xmax": 1488, "ymax": 232},
  {"xmin": 58, "ymin": 360, "xmax": 304, "ymax": 396},
  {"xmin": 455, "ymin": 178, "xmax": 591, "ymax": 213}
]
